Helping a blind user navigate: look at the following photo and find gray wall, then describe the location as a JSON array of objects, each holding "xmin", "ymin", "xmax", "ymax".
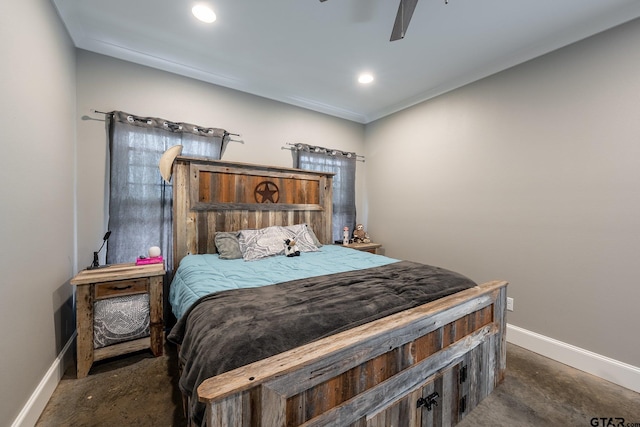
[
  {"xmin": 75, "ymin": 51, "xmax": 366, "ymax": 269},
  {"xmin": 0, "ymin": 0, "xmax": 77, "ymax": 424},
  {"xmin": 365, "ymin": 18, "xmax": 640, "ymax": 367}
]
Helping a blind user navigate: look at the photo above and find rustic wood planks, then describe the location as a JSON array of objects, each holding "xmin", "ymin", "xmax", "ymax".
[{"xmin": 172, "ymin": 158, "xmax": 333, "ymax": 268}]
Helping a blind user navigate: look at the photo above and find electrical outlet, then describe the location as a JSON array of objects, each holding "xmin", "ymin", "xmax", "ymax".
[{"xmin": 507, "ymin": 297, "xmax": 514, "ymax": 312}]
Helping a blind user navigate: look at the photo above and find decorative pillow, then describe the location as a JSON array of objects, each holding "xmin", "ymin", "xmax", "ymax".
[
  {"xmin": 304, "ymin": 224, "xmax": 323, "ymax": 247},
  {"xmin": 238, "ymin": 226, "xmax": 289, "ymax": 261},
  {"xmin": 282, "ymin": 224, "xmax": 321, "ymax": 251},
  {"xmin": 238, "ymin": 224, "xmax": 319, "ymax": 261},
  {"xmin": 214, "ymin": 232, "xmax": 242, "ymax": 260},
  {"xmin": 93, "ymin": 294, "xmax": 150, "ymax": 349}
]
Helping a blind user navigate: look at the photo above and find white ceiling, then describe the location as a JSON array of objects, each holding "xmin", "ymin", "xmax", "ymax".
[{"xmin": 53, "ymin": 0, "xmax": 640, "ymax": 123}]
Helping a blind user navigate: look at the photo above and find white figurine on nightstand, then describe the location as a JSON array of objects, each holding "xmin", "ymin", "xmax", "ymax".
[{"xmin": 148, "ymin": 246, "xmax": 161, "ymax": 258}]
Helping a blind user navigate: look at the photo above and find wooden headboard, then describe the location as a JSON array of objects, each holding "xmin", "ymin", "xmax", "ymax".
[{"xmin": 172, "ymin": 157, "xmax": 334, "ymax": 268}]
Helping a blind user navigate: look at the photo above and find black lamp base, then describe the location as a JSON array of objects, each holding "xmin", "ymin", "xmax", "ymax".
[{"xmin": 87, "ymin": 251, "xmax": 110, "ymax": 270}]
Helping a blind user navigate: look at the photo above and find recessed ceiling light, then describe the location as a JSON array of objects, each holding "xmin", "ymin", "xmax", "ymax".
[
  {"xmin": 358, "ymin": 73, "xmax": 374, "ymax": 84},
  {"xmin": 192, "ymin": 4, "xmax": 217, "ymax": 23}
]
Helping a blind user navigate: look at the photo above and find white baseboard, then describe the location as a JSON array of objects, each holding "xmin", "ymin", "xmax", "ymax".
[
  {"xmin": 507, "ymin": 324, "xmax": 640, "ymax": 394},
  {"xmin": 11, "ymin": 333, "xmax": 76, "ymax": 427}
]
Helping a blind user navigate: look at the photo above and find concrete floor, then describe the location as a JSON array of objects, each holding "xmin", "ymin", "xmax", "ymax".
[{"xmin": 36, "ymin": 343, "xmax": 639, "ymax": 426}]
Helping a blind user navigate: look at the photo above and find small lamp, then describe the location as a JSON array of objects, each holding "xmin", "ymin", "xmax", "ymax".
[{"xmin": 88, "ymin": 231, "xmax": 111, "ymax": 269}]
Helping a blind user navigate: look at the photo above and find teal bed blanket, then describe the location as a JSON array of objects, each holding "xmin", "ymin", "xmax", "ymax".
[{"xmin": 169, "ymin": 245, "xmax": 399, "ymax": 319}]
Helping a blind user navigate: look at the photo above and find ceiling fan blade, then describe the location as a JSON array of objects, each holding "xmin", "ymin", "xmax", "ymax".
[{"xmin": 390, "ymin": 0, "xmax": 419, "ymax": 41}]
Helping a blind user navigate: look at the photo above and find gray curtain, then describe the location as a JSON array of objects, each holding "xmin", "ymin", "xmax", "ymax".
[
  {"xmin": 107, "ymin": 111, "xmax": 226, "ymax": 271},
  {"xmin": 293, "ymin": 143, "xmax": 357, "ymax": 242}
]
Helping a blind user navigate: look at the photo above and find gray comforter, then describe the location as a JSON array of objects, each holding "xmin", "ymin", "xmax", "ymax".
[{"xmin": 167, "ymin": 260, "xmax": 476, "ymax": 425}]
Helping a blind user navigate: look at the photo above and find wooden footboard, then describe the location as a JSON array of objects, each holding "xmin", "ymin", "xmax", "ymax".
[{"xmin": 196, "ymin": 280, "xmax": 507, "ymax": 427}]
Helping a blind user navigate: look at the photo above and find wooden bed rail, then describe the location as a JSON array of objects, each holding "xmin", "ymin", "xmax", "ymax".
[{"xmin": 197, "ymin": 280, "xmax": 508, "ymax": 426}]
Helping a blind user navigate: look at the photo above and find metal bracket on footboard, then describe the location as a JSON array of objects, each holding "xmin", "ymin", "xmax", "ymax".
[{"xmin": 417, "ymin": 391, "xmax": 439, "ymax": 411}]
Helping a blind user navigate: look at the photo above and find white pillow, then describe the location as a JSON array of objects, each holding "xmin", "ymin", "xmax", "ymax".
[
  {"xmin": 282, "ymin": 224, "xmax": 320, "ymax": 251},
  {"xmin": 238, "ymin": 224, "xmax": 318, "ymax": 261}
]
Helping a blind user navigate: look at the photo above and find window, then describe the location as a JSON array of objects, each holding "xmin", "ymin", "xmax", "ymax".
[
  {"xmin": 294, "ymin": 144, "xmax": 357, "ymax": 242},
  {"xmin": 107, "ymin": 111, "xmax": 225, "ymax": 270}
]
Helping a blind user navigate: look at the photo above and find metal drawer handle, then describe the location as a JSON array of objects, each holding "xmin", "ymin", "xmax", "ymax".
[
  {"xmin": 111, "ymin": 285, "xmax": 133, "ymax": 290},
  {"xmin": 417, "ymin": 392, "xmax": 439, "ymax": 411}
]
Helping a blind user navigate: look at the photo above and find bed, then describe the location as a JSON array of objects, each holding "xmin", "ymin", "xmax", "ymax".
[{"xmin": 165, "ymin": 156, "xmax": 508, "ymax": 427}]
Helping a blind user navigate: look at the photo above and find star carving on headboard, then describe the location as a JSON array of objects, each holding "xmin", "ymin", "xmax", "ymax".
[{"xmin": 254, "ymin": 181, "xmax": 280, "ymax": 203}]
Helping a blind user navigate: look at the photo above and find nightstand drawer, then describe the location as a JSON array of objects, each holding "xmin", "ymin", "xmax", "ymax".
[{"xmin": 95, "ymin": 278, "xmax": 148, "ymax": 299}]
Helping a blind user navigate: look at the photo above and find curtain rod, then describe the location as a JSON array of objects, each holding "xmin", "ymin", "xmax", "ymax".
[
  {"xmin": 90, "ymin": 109, "xmax": 240, "ymax": 137},
  {"xmin": 91, "ymin": 109, "xmax": 113, "ymax": 115},
  {"xmin": 282, "ymin": 142, "xmax": 365, "ymax": 162},
  {"xmin": 281, "ymin": 146, "xmax": 365, "ymax": 162}
]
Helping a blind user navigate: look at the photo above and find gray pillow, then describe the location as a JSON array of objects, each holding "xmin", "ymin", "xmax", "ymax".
[{"xmin": 214, "ymin": 232, "xmax": 242, "ymax": 260}]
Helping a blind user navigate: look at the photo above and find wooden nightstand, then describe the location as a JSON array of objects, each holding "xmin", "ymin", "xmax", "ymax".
[
  {"xmin": 344, "ymin": 242, "xmax": 382, "ymax": 254},
  {"xmin": 70, "ymin": 263, "xmax": 165, "ymax": 378}
]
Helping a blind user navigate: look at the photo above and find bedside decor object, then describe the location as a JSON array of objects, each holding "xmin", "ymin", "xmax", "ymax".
[
  {"xmin": 343, "ymin": 226, "xmax": 349, "ymax": 245},
  {"xmin": 284, "ymin": 239, "xmax": 301, "ymax": 257},
  {"xmin": 148, "ymin": 246, "xmax": 161, "ymax": 257},
  {"xmin": 70, "ymin": 263, "xmax": 165, "ymax": 378},
  {"xmin": 352, "ymin": 223, "xmax": 370, "ymax": 243},
  {"xmin": 136, "ymin": 246, "xmax": 163, "ymax": 265},
  {"xmin": 159, "ymin": 144, "xmax": 183, "ymax": 183},
  {"xmin": 135, "ymin": 255, "xmax": 163, "ymax": 265}
]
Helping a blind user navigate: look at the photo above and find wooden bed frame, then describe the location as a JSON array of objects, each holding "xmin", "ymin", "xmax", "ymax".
[{"xmin": 170, "ymin": 156, "xmax": 508, "ymax": 427}]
